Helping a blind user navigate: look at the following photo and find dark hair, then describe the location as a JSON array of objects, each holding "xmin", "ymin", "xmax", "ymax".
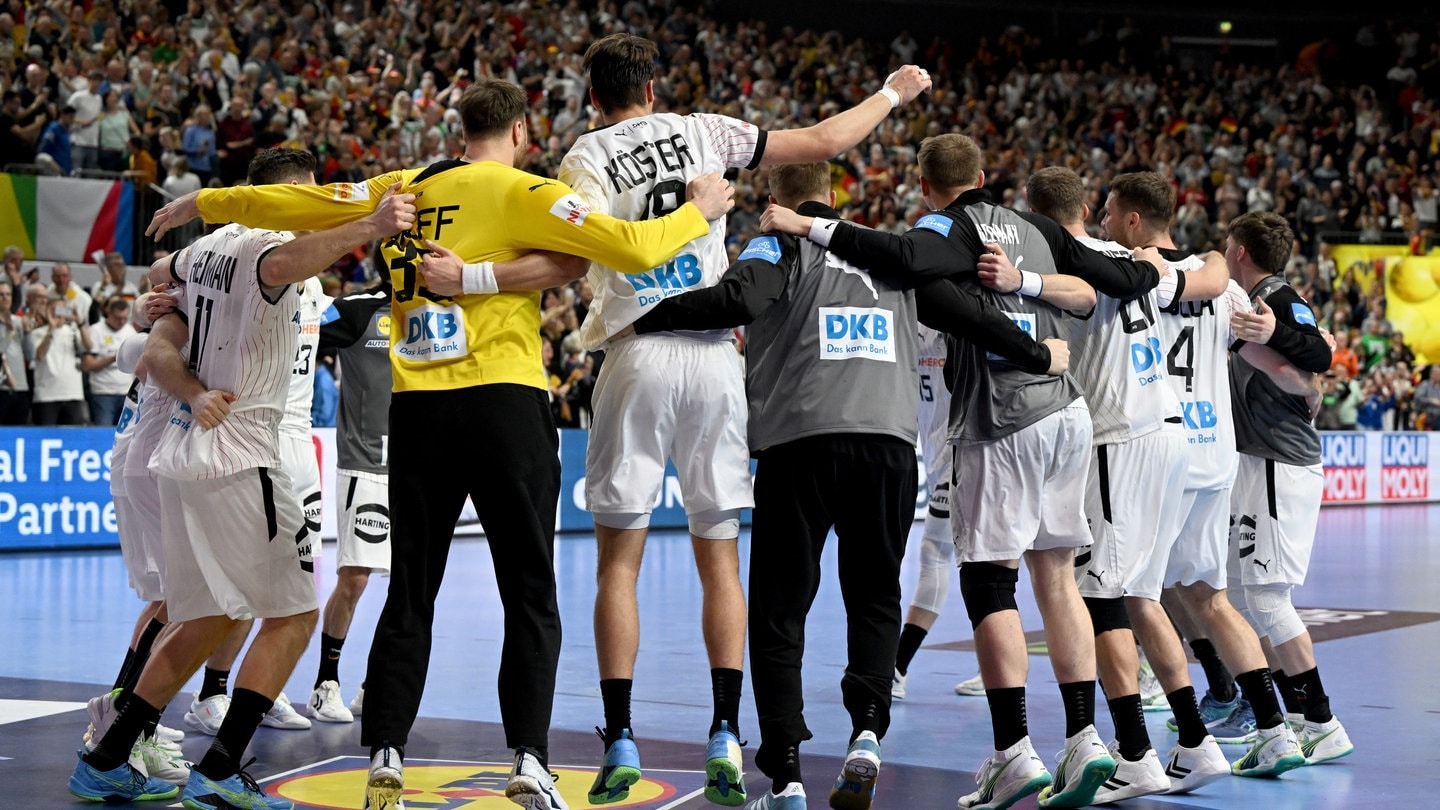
[
  {"xmin": 769, "ymin": 163, "xmax": 831, "ymax": 208},
  {"xmin": 1108, "ymin": 172, "xmax": 1175, "ymax": 232},
  {"xmin": 582, "ymin": 33, "xmax": 658, "ymax": 113},
  {"xmin": 247, "ymin": 147, "xmax": 317, "ymax": 186},
  {"xmin": 1026, "ymin": 166, "xmax": 1085, "ymax": 223},
  {"xmin": 456, "ymin": 78, "xmax": 527, "ymax": 141},
  {"xmin": 1228, "ymin": 211, "xmax": 1294, "ymax": 275}
]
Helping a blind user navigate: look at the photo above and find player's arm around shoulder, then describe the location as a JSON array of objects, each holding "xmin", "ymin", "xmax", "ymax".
[
  {"xmin": 1174, "ymin": 250, "xmax": 1229, "ymax": 302},
  {"xmin": 259, "ymin": 183, "xmax": 417, "ymax": 289}
]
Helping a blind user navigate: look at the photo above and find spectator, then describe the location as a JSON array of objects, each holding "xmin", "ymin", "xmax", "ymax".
[
  {"xmin": 181, "ymin": 104, "xmax": 217, "ymax": 185},
  {"xmin": 36, "ymin": 105, "xmax": 75, "ymax": 175},
  {"xmin": 68, "ymin": 71, "xmax": 105, "ymax": 171},
  {"xmin": 1356, "ymin": 377, "xmax": 1396, "ymax": 431},
  {"xmin": 1414, "ymin": 365, "xmax": 1440, "ymax": 430},
  {"xmin": 47, "ymin": 262, "xmax": 93, "ymax": 326},
  {"xmin": 1330, "ymin": 329, "xmax": 1361, "ymax": 377},
  {"xmin": 1, "ymin": 89, "xmax": 46, "ymax": 165},
  {"xmin": 80, "ymin": 297, "xmax": 136, "ymax": 426},
  {"xmin": 97, "ymin": 90, "xmax": 139, "ymax": 172},
  {"xmin": 25, "ymin": 287, "xmax": 88, "ymax": 425},
  {"xmin": 122, "ymin": 135, "xmax": 159, "ymax": 188},
  {"xmin": 0, "ymin": 279, "xmax": 29, "ymax": 424},
  {"xmin": 216, "ymin": 95, "xmax": 256, "ymax": 185},
  {"xmin": 91, "ymin": 252, "xmax": 140, "ymax": 311}
]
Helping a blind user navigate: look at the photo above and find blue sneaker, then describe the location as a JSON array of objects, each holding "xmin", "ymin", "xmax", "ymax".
[
  {"xmin": 181, "ymin": 759, "xmax": 293, "ymax": 809},
  {"xmin": 1166, "ymin": 690, "xmax": 1239, "ymax": 732},
  {"xmin": 1208, "ymin": 698, "xmax": 1258, "ymax": 745},
  {"xmin": 588, "ymin": 728, "xmax": 641, "ymax": 804},
  {"xmin": 744, "ymin": 782, "xmax": 807, "ymax": 809},
  {"xmin": 828, "ymin": 730, "xmax": 881, "ymax": 810},
  {"xmin": 68, "ymin": 750, "xmax": 179, "ymax": 802},
  {"xmin": 705, "ymin": 721, "xmax": 747, "ymax": 806}
]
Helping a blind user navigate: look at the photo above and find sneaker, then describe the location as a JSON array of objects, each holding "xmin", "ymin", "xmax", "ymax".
[
  {"xmin": 308, "ymin": 680, "xmax": 355, "ymax": 723},
  {"xmin": 1091, "ymin": 745, "xmax": 1169, "ymax": 803},
  {"xmin": 1166, "ymin": 690, "xmax": 1240, "ymax": 732},
  {"xmin": 1037, "ymin": 725, "xmax": 1114, "ymax": 808},
  {"xmin": 260, "ymin": 692, "xmax": 312, "ymax": 729},
  {"xmin": 350, "ymin": 682, "xmax": 366, "ymax": 717},
  {"xmin": 705, "ymin": 721, "xmax": 747, "ymax": 807},
  {"xmin": 891, "ymin": 668, "xmax": 907, "ymax": 700},
  {"xmin": 1137, "ymin": 657, "xmax": 1166, "ymax": 712},
  {"xmin": 131, "ymin": 733, "xmax": 192, "ymax": 784},
  {"xmin": 956, "ymin": 736, "xmax": 1052, "ymax": 810},
  {"xmin": 156, "ymin": 722, "xmax": 186, "ymax": 744},
  {"xmin": 1162, "ymin": 735, "xmax": 1229, "ymax": 794},
  {"xmin": 508, "ymin": 748, "xmax": 569, "ymax": 809},
  {"xmin": 954, "ymin": 674, "xmax": 985, "ymax": 697},
  {"xmin": 185, "ymin": 693, "xmax": 231, "ymax": 736},
  {"xmin": 1208, "ymin": 698, "xmax": 1258, "ymax": 745},
  {"xmin": 744, "ymin": 782, "xmax": 806, "ymax": 809},
  {"xmin": 1292, "ymin": 715, "xmax": 1354, "ymax": 765},
  {"xmin": 366, "ymin": 746, "xmax": 404, "ymax": 810},
  {"xmin": 829, "ymin": 730, "xmax": 880, "ymax": 810},
  {"xmin": 587, "ymin": 728, "xmax": 641, "ymax": 804},
  {"xmin": 85, "ymin": 688, "xmax": 121, "ymax": 749},
  {"xmin": 181, "ymin": 758, "xmax": 293, "ymax": 809},
  {"xmin": 1231, "ymin": 722, "xmax": 1306, "ymax": 777},
  {"xmin": 68, "ymin": 750, "xmax": 180, "ymax": 802}
]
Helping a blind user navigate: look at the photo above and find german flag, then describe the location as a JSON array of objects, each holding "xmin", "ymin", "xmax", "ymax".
[
  {"xmin": 1167, "ymin": 118, "xmax": 1188, "ymax": 137},
  {"xmin": 1219, "ymin": 116, "xmax": 1239, "ymax": 133}
]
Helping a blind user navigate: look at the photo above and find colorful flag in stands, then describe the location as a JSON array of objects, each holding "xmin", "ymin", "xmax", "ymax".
[
  {"xmin": 830, "ymin": 161, "xmax": 858, "ymax": 208},
  {"xmin": 0, "ymin": 174, "xmax": 135, "ymax": 263},
  {"xmin": 1166, "ymin": 118, "xmax": 1188, "ymax": 137},
  {"xmin": 1219, "ymin": 116, "xmax": 1240, "ymax": 133}
]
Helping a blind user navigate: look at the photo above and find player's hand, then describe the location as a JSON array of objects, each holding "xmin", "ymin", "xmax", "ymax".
[
  {"xmin": 1318, "ymin": 326, "xmax": 1337, "ymax": 352},
  {"xmin": 977, "ymin": 243, "xmax": 1021, "ymax": 293},
  {"xmin": 190, "ymin": 389, "xmax": 236, "ymax": 430},
  {"xmin": 687, "ymin": 172, "xmax": 735, "ymax": 221},
  {"xmin": 1232, "ymin": 296, "xmax": 1278, "ymax": 344},
  {"xmin": 364, "ymin": 182, "xmax": 417, "ymax": 239},
  {"xmin": 884, "ymin": 65, "xmax": 932, "ymax": 105},
  {"xmin": 417, "ymin": 239, "xmax": 463, "ymax": 297},
  {"xmin": 1132, "ymin": 245, "xmax": 1165, "ymax": 271},
  {"xmin": 760, "ymin": 203, "xmax": 810, "ymax": 236},
  {"xmin": 1042, "ymin": 337, "xmax": 1070, "ymax": 375},
  {"xmin": 147, "ymin": 190, "xmax": 201, "ymax": 240},
  {"xmin": 530, "ymin": 250, "xmax": 590, "ymax": 286}
]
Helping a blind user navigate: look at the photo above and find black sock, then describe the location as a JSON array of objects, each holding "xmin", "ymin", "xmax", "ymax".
[
  {"xmin": 1168, "ymin": 686, "xmax": 1207, "ymax": 748},
  {"xmin": 83, "ymin": 694, "xmax": 162, "ymax": 772},
  {"xmin": 1272, "ymin": 670, "xmax": 1302, "ymax": 715},
  {"xmin": 370, "ymin": 742, "xmax": 405, "ymax": 760},
  {"xmin": 194, "ymin": 688, "xmax": 272, "ymax": 781},
  {"xmin": 894, "ymin": 623, "xmax": 928, "ymax": 676},
  {"xmin": 757, "ymin": 743, "xmax": 802, "ymax": 795},
  {"xmin": 316, "ymin": 633, "xmax": 345, "ymax": 687},
  {"xmin": 985, "ymin": 686, "xmax": 1028, "ymax": 751},
  {"xmin": 599, "ymin": 679, "xmax": 633, "ymax": 745},
  {"xmin": 111, "ymin": 648, "xmax": 135, "ymax": 693},
  {"xmin": 1108, "ymin": 693, "xmax": 1150, "ymax": 761},
  {"xmin": 519, "ymin": 745, "xmax": 549, "ymax": 770},
  {"xmin": 115, "ymin": 619, "xmax": 166, "ymax": 705},
  {"xmin": 199, "ymin": 667, "xmax": 231, "ymax": 701},
  {"xmin": 1235, "ymin": 668, "xmax": 1284, "ymax": 729},
  {"xmin": 1058, "ymin": 680, "xmax": 1095, "ymax": 738},
  {"xmin": 710, "ymin": 668, "xmax": 743, "ymax": 737},
  {"xmin": 1188, "ymin": 638, "xmax": 1235, "ymax": 702},
  {"xmin": 1289, "ymin": 667, "xmax": 1333, "ymax": 723}
]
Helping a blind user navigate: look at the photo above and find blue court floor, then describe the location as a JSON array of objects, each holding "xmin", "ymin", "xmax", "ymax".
[{"xmin": 2, "ymin": 502, "xmax": 1438, "ymax": 808}]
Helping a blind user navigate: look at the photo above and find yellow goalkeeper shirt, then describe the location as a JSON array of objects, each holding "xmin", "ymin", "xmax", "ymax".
[{"xmin": 194, "ymin": 159, "xmax": 709, "ymax": 392}]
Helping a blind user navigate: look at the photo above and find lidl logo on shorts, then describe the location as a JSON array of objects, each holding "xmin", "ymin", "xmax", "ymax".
[
  {"xmin": 625, "ymin": 253, "xmax": 702, "ymax": 307},
  {"xmin": 1381, "ymin": 433, "xmax": 1429, "ymax": 499},
  {"xmin": 394, "ymin": 301, "xmax": 467, "ymax": 364},
  {"xmin": 549, "ymin": 193, "xmax": 594, "ymax": 227},
  {"xmin": 913, "ymin": 213, "xmax": 953, "ymax": 237},
  {"xmin": 819, "ymin": 306, "xmax": 895, "ymax": 362},
  {"xmin": 1290, "ymin": 302, "xmax": 1317, "ymax": 326},
  {"xmin": 1322, "ymin": 433, "xmax": 1366, "ymax": 502}
]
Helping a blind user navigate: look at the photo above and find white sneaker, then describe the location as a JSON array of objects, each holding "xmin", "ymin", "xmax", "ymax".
[
  {"xmin": 1293, "ymin": 715, "xmax": 1354, "ymax": 765},
  {"xmin": 184, "ymin": 693, "xmax": 230, "ymax": 737},
  {"xmin": 743, "ymin": 781, "xmax": 806, "ymax": 809},
  {"xmin": 129, "ymin": 733, "xmax": 191, "ymax": 784},
  {"xmin": 1162, "ymin": 735, "xmax": 1229, "ymax": 794},
  {"xmin": 1232, "ymin": 722, "xmax": 1306, "ymax": 777},
  {"xmin": 1037, "ymin": 725, "xmax": 1113, "ymax": 808},
  {"xmin": 308, "ymin": 680, "xmax": 356, "ymax": 723},
  {"xmin": 830, "ymin": 730, "xmax": 880, "ymax": 810},
  {"xmin": 1092, "ymin": 744, "xmax": 1169, "ymax": 803},
  {"xmin": 260, "ymin": 692, "xmax": 312, "ymax": 729},
  {"xmin": 954, "ymin": 674, "xmax": 985, "ymax": 697},
  {"xmin": 349, "ymin": 682, "xmax": 366, "ymax": 717},
  {"xmin": 1137, "ymin": 656, "xmax": 1166, "ymax": 712},
  {"xmin": 365, "ymin": 746, "xmax": 404, "ymax": 810},
  {"xmin": 83, "ymin": 690, "xmax": 120, "ymax": 752},
  {"xmin": 891, "ymin": 669, "xmax": 908, "ymax": 700},
  {"xmin": 154, "ymin": 723, "xmax": 185, "ymax": 744},
  {"xmin": 956, "ymin": 736, "xmax": 1052, "ymax": 809},
  {"xmin": 506, "ymin": 749, "xmax": 569, "ymax": 809}
]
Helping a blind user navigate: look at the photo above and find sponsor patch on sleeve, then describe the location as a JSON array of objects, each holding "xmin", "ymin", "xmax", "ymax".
[
  {"xmin": 1290, "ymin": 301, "xmax": 1317, "ymax": 326},
  {"xmin": 737, "ymin": 235, "xmax": 782, "ymax": 264},
  {"xmin": 549, "ymin": 193, "xmax": 594, "ymax": 227},
  {"xmin": 333, "ymin": 182, "xmax": 370, "ymax": 202},
  {"xmin": 318, "ymin": 304, "xmax": 341, "ymax": 326},
  {"xmin": 913, "ymin": 213, "xmax": 953, "ymax": 236}
]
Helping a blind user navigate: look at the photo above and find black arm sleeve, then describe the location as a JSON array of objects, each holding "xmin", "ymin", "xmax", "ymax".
[
  {"xmin": 1261, "ymin": 286, "xmax": 1332, "ymax": 373},
  {"xmin": 914, "ymin": 277, "xmax": 1052, "ymax": 374},
  {"xmin": 1022, "ymin": 212, "xmax": 1160, "ymax": 300},
  {"xmin": 828, "ymin": 220, "xmax": 975, "ymax": 280},
  {"xmin": 633, "ymin": 238, "xmax": 793, "ymax": 333}
]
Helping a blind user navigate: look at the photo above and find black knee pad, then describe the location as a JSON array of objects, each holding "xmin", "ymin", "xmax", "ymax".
[
  {"xmin": 959, "ymin": 562, "xmax": 1019, "ymax": 629},
  {"xmin": 1084, "ymin": 596, "xmax": 1131, "ymax": 635}
]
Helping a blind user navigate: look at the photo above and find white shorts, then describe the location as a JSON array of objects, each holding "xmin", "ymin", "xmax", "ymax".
[
  {"xmin": 952, "ymin": 402, "xmax": 1094, "ymax": 563},
  {"xmin": 280, "ymin": 432, "xmax": 323, "ymax": 560},
  {"xmin": 158, "ymin": 468, "xmax": 317, "ymax": 623},
  {"xmin": 585, "ymin": 335, "xmax": 754, "ymax": 516},
  {"xmin": 114, "ymin": 492, "xmax": 163, "ymax": 602},
  {"xmin": 335, "ymin": 470, "xmax": 391, "ymax": 574},
  {"xmin": 1078, "ymin": 423, "xmax": 1188, "ymax": 601},
  {"xmin": 1228, "ymin": 455, "xmax": 1322, "ymax": 587},
  {"xmin": 1163, "ymin": 486, "xmax": 1233, "ymax": 591}
]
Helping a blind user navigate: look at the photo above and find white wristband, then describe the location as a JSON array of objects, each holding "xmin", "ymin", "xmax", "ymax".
[
  {"xmin": 1017, "ymin": 270, "xmax": 1044, "ymax": 298},
  {"xmin": 878, "ymin": 87, "xmax": 901, "ymax": 109},
  {"xmin": 461, "ymin": 261, "xmax": 498, "ymax": 295},
  {"xmin": 808, "ymin": 217, "xmax": 841, "ymax": 248}
]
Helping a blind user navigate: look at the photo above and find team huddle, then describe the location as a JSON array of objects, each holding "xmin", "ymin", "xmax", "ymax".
[{"xmin": 65, "ymin": 31, "xmax": 1349, "ymax": 810}]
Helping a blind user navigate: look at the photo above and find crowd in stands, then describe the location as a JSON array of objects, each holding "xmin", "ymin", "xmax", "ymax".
[{"xmin": 2, "ymin": 1, "xmax": 1439, "ymax": 429}]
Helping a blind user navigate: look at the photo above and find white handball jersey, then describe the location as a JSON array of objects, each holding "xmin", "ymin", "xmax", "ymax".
[
  {"xmin": 280, "ymin": 276, "xmax": 331, "ymax": 437},
  {"xmin": 109, "ymin": 376, "xmax": 142, "ymax": 497},
  {"xmin": 1157, "ymin": 278, "xmax": 1253, "ymax": 490},
  {"xmin": 1069, "ymin": 235, "xmax": 1184, "ymax": 445},
  {"xmin": 149, "ymin": 224, "xmax": 299, "ymax": 480},
  {"xmin": 917, "ymin": 325, "xmax": 951, "ymax": 460},
  {"xmin": 560, "ymin": 112, "xmax": 766, "ymax": 350}
]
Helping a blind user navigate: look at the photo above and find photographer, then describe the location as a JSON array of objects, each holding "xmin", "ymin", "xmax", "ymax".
[
  {"xmin": 1356, "ymin": 376, "xmax": 1397, "ymax": 431},
  {"xmin": 1316, "ymin": 366, "xmax": 1362, "ymax": 431}
]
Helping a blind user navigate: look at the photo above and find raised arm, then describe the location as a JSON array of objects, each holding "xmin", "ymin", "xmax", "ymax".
[
  {"xmin": 147, "ymin": 172, "xmax": 406, "ymax": 240},
  {"xmin": 761, "ymin": 66, "xmax": 931, "ymax": 164}
]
